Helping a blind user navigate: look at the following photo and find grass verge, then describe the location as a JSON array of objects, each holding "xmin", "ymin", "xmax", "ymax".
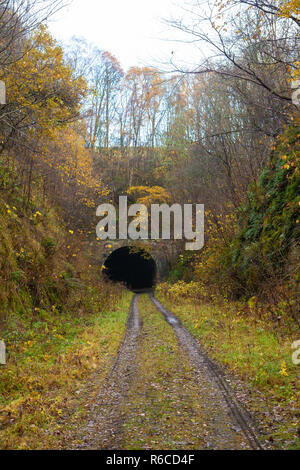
[
  {"xmin": 0, "ymin": 290, "xmax": 132, "ymax": 449},
  {"xmin": 155, "ymin": 287, "xmax": 300, "ymax": 450}
]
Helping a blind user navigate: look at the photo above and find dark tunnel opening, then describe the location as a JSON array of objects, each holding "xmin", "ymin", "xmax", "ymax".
[{"xmin": 102, "ymin": 246, "xmax": 156, "ymax": 292}]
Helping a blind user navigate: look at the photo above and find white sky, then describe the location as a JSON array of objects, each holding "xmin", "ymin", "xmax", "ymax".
[{"xmin": 48, "ymin": 0, "xmax": 207, "ymax": 72}]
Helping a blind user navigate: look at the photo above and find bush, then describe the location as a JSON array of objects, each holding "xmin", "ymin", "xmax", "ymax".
[{"xmin": 41, "ymin": 237, "xmax": 57, "ymax": 255}]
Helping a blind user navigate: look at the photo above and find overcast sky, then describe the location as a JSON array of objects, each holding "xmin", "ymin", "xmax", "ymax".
[{"xmin": 48, "ymin": 0, "xmax": 207, "ymax": 72}]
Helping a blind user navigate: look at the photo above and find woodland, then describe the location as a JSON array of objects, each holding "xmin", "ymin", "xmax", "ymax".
[{"xmin": 0, "ymin": 0, "xmax": 299, "ymax": 450}]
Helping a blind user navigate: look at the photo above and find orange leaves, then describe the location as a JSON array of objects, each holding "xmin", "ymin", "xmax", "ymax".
[
  {"xmin": 124, "ymin": 67, "xmax": 165, "ymax": 123},
  {"xmin": 102, "ymin": 51, "xmax": 123, "ymax": 75}
]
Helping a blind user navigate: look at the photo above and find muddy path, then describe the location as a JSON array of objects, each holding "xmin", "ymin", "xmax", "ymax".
[
  {"xmin": 75, "ymin": 295, "xmax": 141, "ymax": 449},
  {"xmin": 150, "ymin": 294, "xmax": 262, "ymax": 450},
  {"xmin": 74, "ymin": 293, "xmax": 263, "ymax": 450}
]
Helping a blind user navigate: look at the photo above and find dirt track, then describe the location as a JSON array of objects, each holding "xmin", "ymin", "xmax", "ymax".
[
  {"xmin": 76, "ymin": 295, "xmax": 140, "ymax": 449},
  {"xmin": 150, "ymin": 294, "xmax": 262, "ymax": 450},
  {"xmin": 75, "ymin": 294, "xmax": 263, "ymax": 450}
]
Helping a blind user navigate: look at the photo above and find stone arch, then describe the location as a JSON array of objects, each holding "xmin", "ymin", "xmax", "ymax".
[
  {"xmin": 102, "ymin": 245, "xmax": 157, "ymax": 291},
  {"xmin": 87, "ymin": 239, "xmax": 181, "ymax": 285}
]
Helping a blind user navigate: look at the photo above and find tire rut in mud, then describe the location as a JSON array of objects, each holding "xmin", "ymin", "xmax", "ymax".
[
  {"xmin": 150, "ymin": 294, "xmax": 263, "ymax": 450},
  {"xmin": 76, "ymin": 294, "xmax": 141, "ymax": 449}
]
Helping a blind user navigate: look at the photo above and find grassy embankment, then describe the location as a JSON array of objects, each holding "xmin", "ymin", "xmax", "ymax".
[{"xmin": 0, "ymin": 168, "xmax": 132, "ymax": 449}]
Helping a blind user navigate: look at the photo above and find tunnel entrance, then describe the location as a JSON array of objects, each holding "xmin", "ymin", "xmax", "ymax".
[{"xmin": 102, "ymin": 246, "xmax": 156, "ymax": 291}]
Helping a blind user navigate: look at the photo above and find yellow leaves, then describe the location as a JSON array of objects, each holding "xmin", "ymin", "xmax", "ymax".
[
  {"xmin": 278, "ymin": 0, "xmax": 300, "ymax": 19},
  {"xmin": 279, "ymin": 361, "xmax": 289, "ymax": 377},
  {"xmin": 248, "ymin": 296, "xmax": 258, "ymax": 311},
  {"xmin": 157, "ymin": 280, "xmax": 205, "ymax": 301},
  {"xmin": 40, "ymin": 126, "xmax": 107, "ymax": 200},
  {"xmin": 283, "ymin": 164, "xmax": 290, "ymax": 170},
  {"xmin": 127, "ymin": 185, "xmax": 170, "ymax": 207},
  {"xmin": 5, "ymin": 25, "xmax": 87, "ymax": 147}
]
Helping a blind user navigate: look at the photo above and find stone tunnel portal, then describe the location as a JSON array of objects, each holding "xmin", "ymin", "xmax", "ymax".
[{"xmin": 102, "ymin": 246, "xmax": 157, "ymax": 291}]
